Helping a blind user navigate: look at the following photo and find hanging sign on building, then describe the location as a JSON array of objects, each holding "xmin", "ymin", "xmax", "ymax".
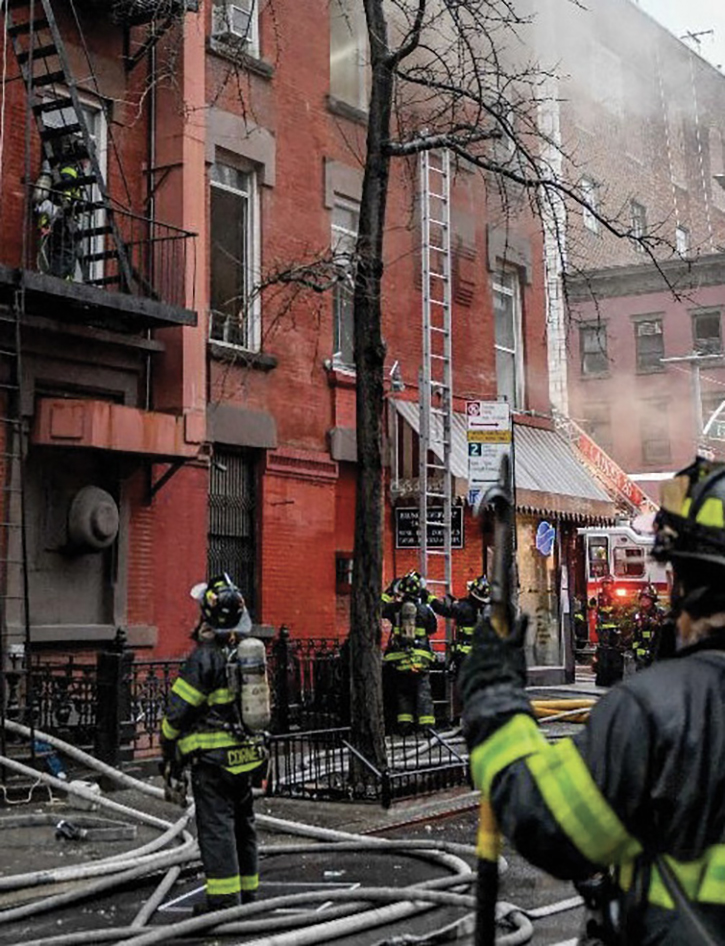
[
  {"xmin": 394, "ymin": 506, "xmax": 464, "ymax": 549},
  {"xmin": 466, "ymin": 400, "xmax": 512, "ymax": 505}
]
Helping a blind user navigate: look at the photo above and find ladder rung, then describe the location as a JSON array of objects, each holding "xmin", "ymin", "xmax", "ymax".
[
  {"xmin": 429, "ymin": 218, "xmax": 448, "ymax": 229},
  {"xmin": 31, "ymin": 71, "xmax": 67, "ymax": 88},
  {"xmin": 8, "ymin": 19, "xmax": 49, "ymax": 37},
  {"xmin": 425, "ymin": 550, "xmax": 447, "ymax": 556},
  {"xmin": 87, "ymin": 274, "xmax": 122, "ymax": 287},
  {"xmin": 80, "ymin": 225, "xmax": 113, "ymax": 239},
  {"xmin": 33, "ymin": 96, "xmax": 72, "ymax": 114},
  {"xmin": 80, "ymin": 250, "xmax": 119, "ymax": 263},
  {"xmin": 40, "ymin": 121, "xmax": 81, "ymax": 141},
  {"xmin": 16, "ymin": 44, "xmax": 57, "ymax": 65}
]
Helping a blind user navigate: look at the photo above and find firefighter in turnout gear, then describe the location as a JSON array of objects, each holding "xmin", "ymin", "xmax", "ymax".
[
  {"xmin": 33, "ymin": 134, "xmax": 86, "ymax": 280},
  {"xmin": 431, "ymin": 574, "xmax": 491, "ymax": 675},
  {"xmin": 461, "ymin": 456, "xmax": 725, "ymax": 945},
  {"xmin": 631, "ymin": 584, "xmax": 665, "ymax": 671},
  {"xmin": 593, "ymin": 575, "xmax": 626, "ymax": 686},
  {"xmin": 382, "ymin": 571, "xmax": 437, "ymax": 733},
  {"xmin": 160, "ymin": 574, "xmax": 266, "ymax": 914}
]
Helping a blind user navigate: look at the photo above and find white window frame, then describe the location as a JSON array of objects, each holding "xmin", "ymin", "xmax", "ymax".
[
  {"xmin": 631, "ymin": 200, "xmax": 647, "ymax": 251},
  {"xmin": 492, "ymin": 270, "xmax": 524, "ymax": 410},
  {"xmin": 581, "ymin": 177, "xmax": 599, "ymax": 233},
  {"xmin": 330, "ymin": 196, "xmax": 359, "ymax": 369},
  {"xmin": 329, "ymin": 0, "xmax": 369, "ymax": 112},
  {"xmin": 675, "ymin": 225, "xmax": 690, "ymax": 257},
  {"xmin": 212, "ymin": 0, "xmax": 259, "ymax": 58},
  {"xmin": 209, "ymin": 164, "xmax": 261, "ymax": 352}
]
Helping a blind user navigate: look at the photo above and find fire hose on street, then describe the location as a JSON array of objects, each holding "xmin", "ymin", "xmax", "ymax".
[{"xmin": 0, "ymin": 718, "xmax": 586, "ymax": 945}]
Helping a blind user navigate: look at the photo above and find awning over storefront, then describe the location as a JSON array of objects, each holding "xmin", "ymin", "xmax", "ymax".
[{"xmin": 391, "ymin": 399, "xmax": 618, "ymax": 522}]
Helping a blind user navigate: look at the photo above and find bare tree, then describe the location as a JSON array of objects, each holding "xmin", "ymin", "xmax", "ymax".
[{"xmin": 347, "ymin": 0, "xmax": 672, "ymax": 767}]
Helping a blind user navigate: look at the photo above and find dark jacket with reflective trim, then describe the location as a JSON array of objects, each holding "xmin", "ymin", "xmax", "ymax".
[
  {"xmin": 431, "ymin": 596, "xmax": 488, "ymax": 656},
  {"xmin": 464, "ymin": 636, "xmax": 725, "ymax": 944},
  {"xmin": 161, "ymin": 638, "xmax": 265, "ymax": 775},
  {"xmin": 382, "ymin": 598, "xmax": 437, "ymax": 672}
]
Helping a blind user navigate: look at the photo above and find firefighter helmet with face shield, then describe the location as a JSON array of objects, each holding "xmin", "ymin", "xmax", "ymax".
[
  {"xmin": 398, "ymin": 571, "xmax": 423, "ymax": 600},
  {"xmin": 653, "ymin": 457, "xmax": 725, "ymax": 618},
  {"xmin": 190, "ymin": 573, "xmax": 250, "ymax": 635},
  {"xmin": 468, "ymin": 575, "xmax": 490, "ymax": 603}
]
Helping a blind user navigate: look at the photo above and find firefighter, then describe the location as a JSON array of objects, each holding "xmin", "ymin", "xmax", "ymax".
[
  {"xmin": 160, "ymin": 574, "xmax": 266, "ymax": 914},
  {"xmin": 593, "ymin": 575, "xmax": 626, "ymax": 686},
  {"xmin": 430, "ymin": 575, "xmax": 491, "ymax": 675},
  {"xmin": 382, "ymin": 571, "xmax": 437, "ymax": 733},
  {"xmin": 631, "ymin": 583, "xmax": 666, "ymax": 671},
  {"xmin": 460, "ymin": 455, "xmax": 725, "ymax": 944},
  {"xmin": 33, "ymin": 138, "xmax": 85, "ymax": 281}
]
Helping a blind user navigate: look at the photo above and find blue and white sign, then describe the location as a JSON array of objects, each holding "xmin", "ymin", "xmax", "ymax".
[{"xmin": 535, "ymin": 521, "xmax": 556, "ymax": 556}]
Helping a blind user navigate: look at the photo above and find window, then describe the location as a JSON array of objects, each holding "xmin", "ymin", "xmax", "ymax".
[
  {"xmin": 675, "ymin": 226, "xmax": 691, "ymax": 257},
  {"xmin": 587, "ymin": 536, "xmax": 610, "ymax": 580},
  {"xmin": 581, "ymin": 178, "xmax": 599, "ymax": 233},
  {"xmin": 580, "ymin": 323, "xmax": 608, "ymax": 376},
  {"xmin": 492, "ymin": 270, "xmax": 524, "ymax": 409},
  {"xmin": 331, "ymin": 198, "xmax": 359, "ymax": 367},
  {"xmin": 335, "ymin": 552, "xmax": 354, "ymax": 594},
  {"xmin": 631, "ymin": 201, "xmax": 647, "ymax": 250},
  {"xmin": 208, "ymin": 448, "xmax": 257, "ymax": 614},
  {"xmin": 702, "ymin": 391, "xmax": 725, "ymax": 439},
  {"xmin": 634, "ymin": 318, "xmax": 664, "ymax": 372},
  {"xmin": 613, "ymin": 546, "xmax": 646, "ymax": 579},
  {"xmin": 38, "ymin": 96, "xmax": 107, "ymax": 284},
  {"xmin": 581, "ymin": 403, "xmax": 613, "ymax": 454},
  {"xmin": 640, "ymin": 399, "xmax": 670, "ymax": 465},
  {"xmin": 209, "ymin": 163, "xmax": 260, "ymax": 350},
  {"xmin": 692, "ymin": 309, "xmax": 722, "ymax": 355},
  {"xmin": 330, "ymin": 0, "xmax": 369, "ymax": 110},
  {"xmin": 590, "ymin": 43, "xmax": 622, "ymax": 116},
  {"xmin": 212, "ymin": 0, "xmax": 259, "ymax": 57}
]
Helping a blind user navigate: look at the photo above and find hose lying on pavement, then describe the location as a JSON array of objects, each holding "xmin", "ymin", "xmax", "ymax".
[{"xmin": 1, "ymin": 720, "xmax": 579, "ymax": 946}]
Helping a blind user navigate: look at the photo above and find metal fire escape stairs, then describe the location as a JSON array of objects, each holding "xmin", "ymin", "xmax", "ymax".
[
  {"xmin": 418, "ymin": 150, "xmax": 454, "ymax": 604},
  {"xmin": 5, "ymin": 0, "xmax": 134, "ymax": 291}
]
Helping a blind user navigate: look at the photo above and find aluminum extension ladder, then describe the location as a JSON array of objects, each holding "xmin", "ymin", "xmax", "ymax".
[{"xmin": 418, "ymin": 149, "xmax": 453, "ymax": 601}]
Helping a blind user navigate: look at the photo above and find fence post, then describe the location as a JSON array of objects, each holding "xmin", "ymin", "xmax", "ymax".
[
  {"xmin": 273, "ymin": 625, "xmax": 290, "ymax": 733},
  {"xmin": 94, "ymin": 628, "xmax": 134, "ymax": 773}
]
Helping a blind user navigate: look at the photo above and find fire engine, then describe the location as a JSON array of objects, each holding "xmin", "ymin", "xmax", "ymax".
[{"xmin": 577, "ymin": 525, "xmax": 669, "ymax": 644}]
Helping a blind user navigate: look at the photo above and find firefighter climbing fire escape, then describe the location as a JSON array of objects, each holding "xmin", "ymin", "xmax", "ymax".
[{"xmin": 418, "ymin": 150, "xmax": 454, "ymax": 600}]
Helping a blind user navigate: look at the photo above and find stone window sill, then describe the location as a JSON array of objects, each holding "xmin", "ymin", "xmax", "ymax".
[{"xmin": 209, "ymin": 341, "xmax": 278, "ymax": 371}]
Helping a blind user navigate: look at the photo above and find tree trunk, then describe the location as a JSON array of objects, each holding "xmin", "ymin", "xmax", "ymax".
[{"xmin": 349, "ymin": 5, "xmax": 394, "ymax": 774}]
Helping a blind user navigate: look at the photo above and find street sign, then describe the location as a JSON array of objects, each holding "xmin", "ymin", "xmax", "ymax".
[
  {"xmin": 466, "ymin": 400, "xmax": 512, "ymax": 489},
  {"xmin": 394, "ymin": 506, "xmax": 464, "ymax": 549}
]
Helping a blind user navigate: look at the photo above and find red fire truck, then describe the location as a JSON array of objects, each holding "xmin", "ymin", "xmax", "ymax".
[{"xmin": 578, "ymin": 525, "xmax": 669, "ymax": 644}]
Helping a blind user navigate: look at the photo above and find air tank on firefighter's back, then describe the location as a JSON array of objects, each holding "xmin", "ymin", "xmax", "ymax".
[{"xmin": 237, "ymin": 636, "xmax": 271, "ymax": 732}]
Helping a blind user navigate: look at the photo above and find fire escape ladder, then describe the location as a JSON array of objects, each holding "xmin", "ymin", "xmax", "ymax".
[
  {"xmin": 0, "ymin": 294, "xmax": 31, "ymax": 748},
  {"xmin": 419, "ymin": 149, "xmax": 453, "ymax": 599},
  {"xmin": 6, "ymin": 0, "xmax": 134, "ymax": 292}
]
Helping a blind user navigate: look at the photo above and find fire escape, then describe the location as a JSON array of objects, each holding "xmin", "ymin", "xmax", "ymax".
[{"xmin": 0, "ymin": 0, "xmax": 197, "ymax": 761}]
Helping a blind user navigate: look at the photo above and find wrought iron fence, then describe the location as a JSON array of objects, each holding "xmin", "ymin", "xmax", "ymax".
[
  {"xmin": 0, "ymin": 628, "xmax": 465, "ymax": 805},
  {"xmin": 267, "ymin": 726, "xmax": 469, "ymax": 808}
]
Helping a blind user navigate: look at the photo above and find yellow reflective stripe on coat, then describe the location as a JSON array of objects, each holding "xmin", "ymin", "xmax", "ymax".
[
  {"xmin": 171, "ymin": 677, "xmax": 206, "ymax": 707},
  {"xmin": 619, "ymin": 845, "xmax": 725, "ymax": 908},
  {"xmin": 682, "ymin": 496, "xmax": 725, "ymax": 527},
  {"xmin": 526, "ymin": 739, "xmax": 642, "ymax": 867},
  {"xmin": 207, "ymin": 875, "xmax": 241, "ymax": 896},
  {"xmin": 208, "ymin": 687, "xmax": 234, "ymax": 706},
  {"xmin": 177, "ymin": 731, "xmax": 240, "ymax": 754},
  {"xmin": 241, "ymin": 873, "xmax": 259, "ymax": 891},
  {"xmin": 469, "ymin": 714, "xmax": 547, "ymax": 796},
  {"xmin": 161, "ymin": 718, "xmax": 180, "ymax": 740}
]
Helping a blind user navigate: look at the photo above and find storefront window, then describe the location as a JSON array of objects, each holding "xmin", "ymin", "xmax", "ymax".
[{"xmin": 518, "ymin": 517, "xmax": 561, "ymax": 668}]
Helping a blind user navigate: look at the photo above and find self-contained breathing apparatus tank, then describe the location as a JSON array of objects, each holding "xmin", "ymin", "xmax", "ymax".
[
  {"xmin": 227, "ymin": 636, "xmax": 271, "ymax": 733},
  {"xmin": 400, "ymin": 600, "xmax": 417, "ymax": 643}
]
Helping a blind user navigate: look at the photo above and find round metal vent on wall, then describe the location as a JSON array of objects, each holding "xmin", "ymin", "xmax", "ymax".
[{"xmin": 67, "ymin": 486, "xmax": 120, "ymax": 552}]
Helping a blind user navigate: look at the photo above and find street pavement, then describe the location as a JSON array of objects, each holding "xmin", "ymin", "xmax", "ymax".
[{"xmin": 0, "ymin": 676, "xmax": 604, "ymax": 944}]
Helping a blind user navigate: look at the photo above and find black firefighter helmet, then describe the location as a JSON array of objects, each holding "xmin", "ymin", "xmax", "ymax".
[
  {"xmin": 652, "ymin": 457, "xmax": 725, "ymax": 618},
  {"xmin": 190, "ymin": 573, "xmax": 250, "ymax": 635}
]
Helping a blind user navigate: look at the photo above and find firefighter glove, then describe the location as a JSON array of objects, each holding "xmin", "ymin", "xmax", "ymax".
[
  {"xmin": 160, "ymin": 760, "xmax": 188, "ymax": 807},
  {"xmin": 458, "ymin": 612, "xmax": 529, "ymax": 705}
]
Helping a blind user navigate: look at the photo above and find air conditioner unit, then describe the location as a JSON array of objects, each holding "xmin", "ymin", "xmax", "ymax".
[{"xmin": 212, "ymin": 2, "xmax": 252, "ymax": 42}]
